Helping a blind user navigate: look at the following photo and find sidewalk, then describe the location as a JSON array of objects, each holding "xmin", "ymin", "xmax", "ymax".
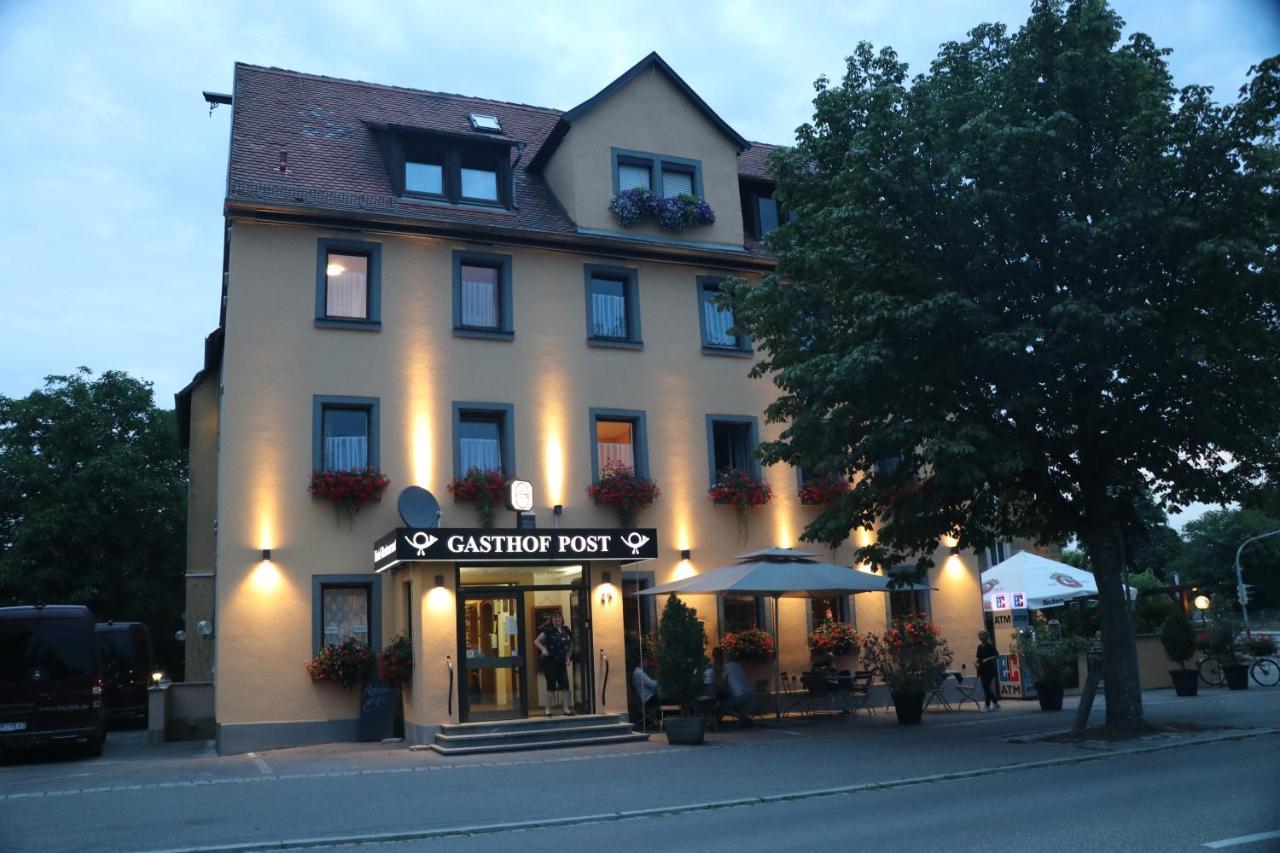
[{"xmin": 0, "ymin": 685, "xmax": 1275, "ymax": 853}]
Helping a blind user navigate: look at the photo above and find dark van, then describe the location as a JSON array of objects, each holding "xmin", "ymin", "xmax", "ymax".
[
  {"xmin": 0, "ymin": 605, "xmax": 106, "ymax": 756},
  {"xmin": 95, "ymin": 621, "xmax": 155, "ymax": 724}
]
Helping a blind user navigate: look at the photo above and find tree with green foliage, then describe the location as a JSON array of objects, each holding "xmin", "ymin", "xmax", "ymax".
[
  {"xmin": 0, "ymin": 369, "xmax": 188, "ymax": 675},
  {"xmin": 1175, "ymin": 508, "xmax": 1280, "ymax": 613},
  {"xmin": 726, "ymin": 0, "xmax": 1279, "ymax": 731}
]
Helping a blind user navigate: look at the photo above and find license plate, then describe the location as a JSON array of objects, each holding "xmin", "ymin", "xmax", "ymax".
[{"xmin": 0, "ymin": 722, "xmax": 27, "ymax": 732}]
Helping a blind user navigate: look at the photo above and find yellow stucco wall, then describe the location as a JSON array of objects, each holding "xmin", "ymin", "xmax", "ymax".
[
  {"xmin": 212, "ymin": 216, "xmax": 985, "ymax": 738},
  {"xmin": 542, "ymin": 67, "xmax": 746, "ymax": 249}
]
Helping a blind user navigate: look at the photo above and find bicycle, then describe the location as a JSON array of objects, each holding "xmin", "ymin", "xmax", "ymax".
[
  {"xmin": 1197, "ymin": 653, "xmax": 1280, "ymax": 687},
  {"xmin": 1251, "ymin": 656, "xmax": 1279, "ymax": 687}
]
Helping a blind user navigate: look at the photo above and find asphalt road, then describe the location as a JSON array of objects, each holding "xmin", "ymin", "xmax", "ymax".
[{"xmin": 0, "ymin": 687, "xmax": 1276, "ymax": 852}]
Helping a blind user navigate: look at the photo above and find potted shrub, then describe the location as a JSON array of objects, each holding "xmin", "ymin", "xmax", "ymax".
[
  {"xmin": 308, "ymin": 468, "xmax": 390, "ymax": 526},
  {"xmin": 1159, "ymin": 611, "xmax": 1199, "ymax": 696},
  {"xmin": 719, "ymin": 627, "xmax": 775, "ymax": 662},
  {"xmin": 447, "ymin": 467, "xmax": 506, "ymax": 528},
  {"xmin": 809, "ymin": 619, "xmax": 860, "ymax": 659},
  {"xmin": 305, "ymin": 637, "xmax": 374, "ymax": 690},
  {"xmin": 1011, "ymin": 621, "xmax": 1088, "ymax": 711},
  {"xmin": 656, "ymin": 594, "xmax": 709, "ymax": 745},
  {"xmin": 860, "ymin": 614, "xmax": 953, "ymax": 725},
  {"xmin": 377, "ymin": 632, "xmax": 413, "ymax": 689},
  {"xmin": 586, "ymin": 461, "xmax": 661, "ymax": 527},
  {"xmin": 707, "ymin": 468, "xmax": 772, "ymax": 542},
  {"xmin": 1203, "ymin": 611, "xmax": 1248, "ymax": 690}
]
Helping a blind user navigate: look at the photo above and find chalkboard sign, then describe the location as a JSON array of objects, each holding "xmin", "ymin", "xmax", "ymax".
[{"xmin": 358, "ymin": 671, "xmax": 397, "ymax": 742}]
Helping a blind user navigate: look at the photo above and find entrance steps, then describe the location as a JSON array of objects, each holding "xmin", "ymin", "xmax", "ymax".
[{"xmin": 426, "ymin": 713, "xmax": 648, "ymax": 756}]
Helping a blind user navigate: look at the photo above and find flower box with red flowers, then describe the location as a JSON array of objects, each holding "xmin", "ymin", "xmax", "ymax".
[
  {"xmin": 447, "ymin": 467, "xmax": 507, "ymax": 528},
  {"xmin": 798, "ymin": 475, "xmax": 850, "ymax": 506},
  {"xmin": 305, "ymin": 637, "xmax": 374, "ymax": 690},
  {"xmin": 308, "ymin": 468, "xmax": 390, "ymax": 525},
  {"xmin": 587, "ymin": 461, "xmax": 661, "ymax": 527},
  {"xmin": 810, "ymin": 619, "xmax": 861, "ymax": 657},
  {"xmin": 719, "ymin": 627, "xmax": 776, "ymax": 662}
]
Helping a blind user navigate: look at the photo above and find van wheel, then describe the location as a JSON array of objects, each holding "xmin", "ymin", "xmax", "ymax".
[{"xmin": 85, "ymin": 730, "xmax": 104, "ymax": 758}]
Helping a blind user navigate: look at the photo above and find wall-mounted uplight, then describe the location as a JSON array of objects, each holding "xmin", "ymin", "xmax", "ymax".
[
  {"xmin": 435, "ymin": 574, "xmax": 445, "ymax": 589},
  {"xmin": 599, "ymin": 571, "xmax": 614, "ymax": 607},
  {"xmin": 261, "ymin": 548, "xmax": 272, "ymax": 562},
  {"xmin": 680, "ymin": 549, "xmax": 692, "ymax": 561},
  {"xmin": 553, "ymin": 504, "xmax": 563, "ymax": 516}
]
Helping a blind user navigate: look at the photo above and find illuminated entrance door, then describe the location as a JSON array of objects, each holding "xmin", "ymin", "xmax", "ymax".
[{"xmin": 459, "ymin": 592, "xmax": 526, "ymax": 722}]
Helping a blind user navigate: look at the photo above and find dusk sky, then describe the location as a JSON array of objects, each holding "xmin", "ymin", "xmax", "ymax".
[{"xmin": 1, "ymin": 0, "xmax": 1275, "ymax": 526}]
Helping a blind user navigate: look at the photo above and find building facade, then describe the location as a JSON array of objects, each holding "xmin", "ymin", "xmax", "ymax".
[{"xmin": 177, "ymin": 54, "xmax": 987, "ymax": 754}]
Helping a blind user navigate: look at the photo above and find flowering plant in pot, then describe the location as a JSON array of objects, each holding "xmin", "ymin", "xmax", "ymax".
[
  {"xmin": 308, "ymin": 468, "xmax": 390, "ymax": 526},
  {"xmin": 1242, "ymin": 633, "xmax": 1278, "ymax": 657},
  {"xmin": 861, "ymin": 614, "xmax": 953, "ymax": 724},
  {"xmin": 377, "ymin": 632, "xmax": 413, "ymax": 689},
  {"xmin": 1159, "ymin": 610, "xmax": 1199, "ymax": 696},
  {"xmin": 1201, "ymin": 609, "xmax": 1249, "ymax": 689},
  {"xmin": 586, "ymin": 461, "xmax": 661, "ymax": 527},
  {"xmin": 798, "ymin": 475, "xmax": 850, "ymax": 506},
  {"xmin": 707, "ymin": 468, "xmax": 772, "ymax": 542},
  {"xmin": 1011, "ymin": 619, "xmax": 1089, "ymax": 711},
  {"xmin": 656, "ymin": 594, "xmax": 709, "ymax": 744},
  {"xmin": 719, "ymin": 626, "xmax": 776, "ymax": 662},
  {"xmin": 305, "ymin": 637, "xmax": 374, "ymax": 690},
  {"xmin": 447, "ymin": 467, "xmax": 506, "ymax": 528},
  {"xmin": 810, "ymin": 619, "xmax": 860, "ymax": 658}
]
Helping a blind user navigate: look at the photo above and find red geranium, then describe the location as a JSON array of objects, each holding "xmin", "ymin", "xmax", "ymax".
[
  {"xmin": 720, "ymin": 627, "xmax": 775, "ymax": 662},
  {"xmin": 798, "ymin": 475, "xmax": 850, "ymax": 506},
  {"xmin": 447, "ymin": 467, "xmax": 506, "ymax": 528},
  {"xmin": 308, "ymin": 468, "xmax": 390, "ymax": 527},
  {"xmin": 708, "ymin": 468, "xmax": 772, "ymax": 541},
  {"xmin": 587, "ymin": 461, "xmax": 660, "ymax": 527}
]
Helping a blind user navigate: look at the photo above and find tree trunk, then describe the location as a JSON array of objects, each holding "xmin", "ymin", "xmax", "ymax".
[{"xmin": 1084, "ymin": 528, "xmax": 1145, "ymax": 732}]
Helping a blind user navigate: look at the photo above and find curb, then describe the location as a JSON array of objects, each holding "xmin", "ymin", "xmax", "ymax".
[{"xmin": 144, "ymin": 726, "xmax": 1278, "ymax": 852}]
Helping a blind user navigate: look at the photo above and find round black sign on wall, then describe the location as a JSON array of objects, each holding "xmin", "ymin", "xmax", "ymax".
[{"xmin": 397, "ymin": 486, "xmax": 441, "ymax": 529}]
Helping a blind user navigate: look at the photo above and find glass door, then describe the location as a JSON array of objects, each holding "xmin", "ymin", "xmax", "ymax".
[{"xmin": 459, "ymin": 591, "xmax": 526, "ymax": 722}]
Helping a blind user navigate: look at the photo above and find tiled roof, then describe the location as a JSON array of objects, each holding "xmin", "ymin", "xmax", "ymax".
[
  {"xmin": 738, "ymin": 141, "xmax": 780, "ymax": 182},
  {"xmin": 227, "ymin": 64, "xmax": 780, "ymax": 256}
]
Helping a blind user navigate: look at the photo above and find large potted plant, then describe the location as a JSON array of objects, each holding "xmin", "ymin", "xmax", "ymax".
[
  {"xmin": 860, "ymin": 614, "xmax": 953, "ymax": 725},
  {"xmin": 377, "ymin": 632, "xmax": 414, "ymax": 690},
  {"xmin": 1011, "ymin": 622, "xmax": 1088, "ymax": 711},
  {"xmin": 1159, "ymin": 611, "xmax": 1199, "ymax": 696},
  {"xmin": 656, "ymin": 594, "xmax": 709, "ymax": 744},
  {"xmin": 1203, "ymin": 611, "xmax": 1248, "ymax": 690}
]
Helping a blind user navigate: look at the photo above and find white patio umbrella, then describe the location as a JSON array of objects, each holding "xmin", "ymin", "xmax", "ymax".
[
  {"xmin": 980, "ymin": 551, "xmax": 1129, "ymax": 610},
  {"xmin": 636, "ymin": 548, "xmax": 922, "ymax": 720}
]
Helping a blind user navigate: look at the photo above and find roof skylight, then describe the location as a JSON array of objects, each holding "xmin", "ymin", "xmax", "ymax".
[{"xmin": 469, "ymin": 114, "xmax": 502, "ymax": 133}]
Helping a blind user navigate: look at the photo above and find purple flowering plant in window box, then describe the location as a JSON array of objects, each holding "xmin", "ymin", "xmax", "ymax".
[{"xmin": 608, "ymin": 188, "xmax": 715, "ymax": 232}]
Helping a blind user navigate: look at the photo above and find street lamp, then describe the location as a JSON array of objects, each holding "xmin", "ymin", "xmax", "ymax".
[{"xmin": 1234, "ymin": 528, "xmax": 1280, "ymax": 632}]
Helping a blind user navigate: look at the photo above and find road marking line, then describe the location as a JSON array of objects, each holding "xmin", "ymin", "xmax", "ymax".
[
  {"xmin": 773, "ymin": 729, "xmax": 802, "ymax": 736},
  {"xmin": 1203, "ymin": 829, "xmax": 1280, "ymax": 848},
  {"xmin": 246, "ymin": 753, "xmax": 273, "ymax": 776},
  {"xmin": 137, "ymin": 728, "xmax": 1280, "ymax": 853}
]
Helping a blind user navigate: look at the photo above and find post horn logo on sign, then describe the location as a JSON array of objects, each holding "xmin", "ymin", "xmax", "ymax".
[{"xmin": 405, "ymin": 531, "xmax": 438, "ymax": 556}]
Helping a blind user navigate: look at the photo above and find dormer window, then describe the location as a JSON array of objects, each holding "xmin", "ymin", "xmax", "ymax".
[
  {"xmin": 468, "ymin": 114, "xmax": 502, "ymax": 133},
  {"xmin": 611, "ymin": 148, "xmax": 703, "ymax": 198},
  {"xmin": 741, "ymin": 183, "xmax": 795, "ymax": 239},
  {"xmin": 385, "ymin": 129, "xmax": 512, "ymax": 208}
]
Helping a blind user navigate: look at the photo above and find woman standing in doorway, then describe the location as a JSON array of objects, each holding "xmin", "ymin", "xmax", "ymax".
[{"xmin": 534, "ymin": 612, "xmax": 574, "ymax": 717}]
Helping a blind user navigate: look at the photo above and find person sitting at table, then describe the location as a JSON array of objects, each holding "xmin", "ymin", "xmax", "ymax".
[
  {"xmin": 632, "ymin": 663, "xmax": 659, "ymax": 720},
  {"xmin": 719, "ymin": 652, "xmax": 756, "ymax": 726}
]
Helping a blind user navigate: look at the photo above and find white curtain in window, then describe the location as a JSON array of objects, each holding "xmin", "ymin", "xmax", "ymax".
[
  {"xmin": 322, "ymin": 588, "xmax": 369, "ymax": 646},
  {"xmin": 663, "ymin": 169, "xmax": 694, "ymax": 198},
  {"xmin": 461, "ymin": 167, "xmax": 498, "ymax": 200},
  {"xmin": 460, "ymin": 437, "xmax": 501, "ymax": 472},
  {"xmin": 460, "ymin": 267, "xmax": 499, "ymax": 328},
  {"xmin": 618, "ymin": 163, "xmax": 651, "ymax": 192},
  {"xmin": 703, "ymin": 300, "xmax": 736, "ymax": 347},
  {"xmin": 592, "ymin": 293, "xmax": 627, "ymax": 338},
  {"xmin": 324, "ymin": 436, "xmax": 368, "ymax": 471},
  {"xmin": 326, "ymin": 258, "xmax": 368, "ymax": 319},
  {"xmin": 597, "ymin": 442, "xmax": 635, "ymax": 472}
]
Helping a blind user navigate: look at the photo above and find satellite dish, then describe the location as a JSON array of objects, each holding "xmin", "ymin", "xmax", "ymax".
[{"xmin": 398, "ymin": 486, "xmax": 442, "ymax": 529}]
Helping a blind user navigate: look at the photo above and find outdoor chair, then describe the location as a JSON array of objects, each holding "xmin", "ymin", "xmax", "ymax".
[
  {"xmin": 846, "ymin": 670, "xmax": 876, "ymax": 718},
  {"xmin": 779, "ymin": 671, "xmax": 809, "ymax": 717},
  {"xmin": 951, "ymin": 668, "xmax": 982, "ymax": 711},
  {"xmin": 923, "ymin": 671, "xmax": 953, "ymax": 712},
  {"xmin": 800, "ymin": 672, "xmax": 841, "ymax": 716}
]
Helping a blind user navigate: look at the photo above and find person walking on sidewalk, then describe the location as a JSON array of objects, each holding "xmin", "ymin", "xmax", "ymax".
[{"xmin": 976, "ymin": 630, "xmax": 1001, "ymax": 711}]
